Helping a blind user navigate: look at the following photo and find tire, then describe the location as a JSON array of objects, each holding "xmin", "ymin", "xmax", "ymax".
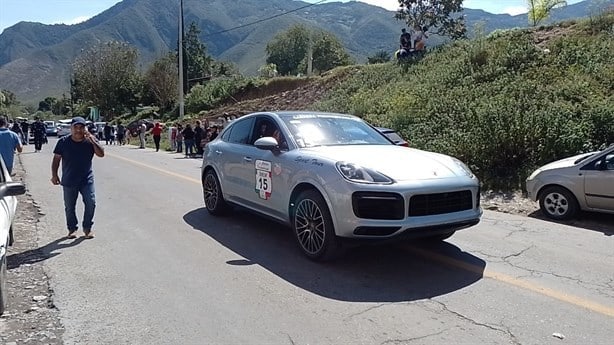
[
  {"xmin": 539, "ymin": 186, "xmax": 578, "ymax": 220},
  {"xmin": 292, "ymin": 190, "xmax": 339, "ymax": 261},
  {"xmin": 203, "ymin": 170, "xmax": 229, "ymax": 216},
  {"xmin": 0, "ymin": 239, "xmax": 8, "ymax": 316}
]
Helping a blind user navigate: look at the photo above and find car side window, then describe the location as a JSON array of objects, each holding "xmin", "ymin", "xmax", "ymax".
[
  {"xmin": 227, "ymin": 118, "xmax": 254, "ymax": 145},
  {"xmin": 605, "ymin": 154, "xmax": 614, "ymax": 170},
  {"xmin": 252, "ymin": 117, "xmax": 288, "ymax": 149}
]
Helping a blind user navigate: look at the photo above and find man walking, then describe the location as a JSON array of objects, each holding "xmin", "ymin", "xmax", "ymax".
[
  {"xmin": 31, "ymin": 117, "xmax": 46, "ymax": 152},
  {"xmin": 51, "ymin": 117, "xmax": 104, "ymax": 239},
  {"xmin": 0, "ymin": 116, "xmax": 23, "ymax": 174}
]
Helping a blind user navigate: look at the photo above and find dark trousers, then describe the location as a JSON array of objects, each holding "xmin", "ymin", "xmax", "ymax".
[
  {"xmin": 34, "ymin": 137, "xmax": 44, "ymax": 151},
  {"xmin": 153, "ymin": 135, "xmax": 161, "ymax": 151}
]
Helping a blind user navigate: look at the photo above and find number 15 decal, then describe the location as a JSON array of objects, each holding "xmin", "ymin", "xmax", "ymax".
[{"xmin": 255, "ymin": 160, "xmax": 272, "ymax": 200}]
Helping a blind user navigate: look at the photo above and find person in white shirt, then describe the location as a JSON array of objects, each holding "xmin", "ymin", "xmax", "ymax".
[{"xmin": 412, "ymin": 24, "xmax": 428, "ymax": 51}]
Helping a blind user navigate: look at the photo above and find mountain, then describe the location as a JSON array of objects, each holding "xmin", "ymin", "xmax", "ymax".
[{"xmin": 0, "ymin": 0, "xmax": 604, "ymax": 104}]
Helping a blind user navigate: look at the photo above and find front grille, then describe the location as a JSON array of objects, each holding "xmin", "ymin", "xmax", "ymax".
[
  {"xmin": 409, "ymin": 190, "xmax": 473, "ymax": 216},
  {"xmin": 352, "ymin": 192, "xmax": 404, "ymax": 220}
]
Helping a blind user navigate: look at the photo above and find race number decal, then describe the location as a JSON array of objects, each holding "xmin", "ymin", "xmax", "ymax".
[{"xmin": 255, "ymin": 160, "xmax": 272, "ymax": 200}]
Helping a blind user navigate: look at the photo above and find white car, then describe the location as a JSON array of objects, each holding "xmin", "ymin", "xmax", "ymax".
[
  {"xmin": 202, "ymin": 111, "xmax": 482, "ymax": 261},
  {"xmin": 56, "ymin": 123, "xmax": 71, "ymax": 137},
  {"xmin": 0, "ymin": 157, "xmax": 26, "ymax": 315},
  {"xmin": 526, "ymin": 144, "xmax": 614, "ymax": 220}
]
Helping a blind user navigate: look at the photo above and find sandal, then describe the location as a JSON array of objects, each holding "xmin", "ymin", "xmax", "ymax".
[
  {"xmin": 67, "ymin": 231, "xmax": 77, "ymax": 239},
  {"xmin": 83, "ymin": 231, "xmax": 95, "ymax": 239}
]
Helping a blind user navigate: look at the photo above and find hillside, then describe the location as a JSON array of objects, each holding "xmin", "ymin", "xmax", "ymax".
[
  {"xmin": 197, "ymin": 14, "xmax": 613, "ymax": 190},
  {"xmin": 0, "ymin": 0, "xmax": 605, "ymax": 104}
]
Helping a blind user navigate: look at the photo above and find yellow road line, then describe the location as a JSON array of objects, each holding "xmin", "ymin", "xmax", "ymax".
[
  {"xmin": 408, "ymin": 245, "xmax": 614, "ymax": 317},
  {"xmin": 106, "ymin": 152, "xmax": 201, "ymax": 184},
  {"xmin": 108, "ymin": 151, "xmax": 614, "ymax": 317}
]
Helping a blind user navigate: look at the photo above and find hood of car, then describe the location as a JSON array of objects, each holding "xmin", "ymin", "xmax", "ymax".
[
  {"xmin": 538, "ymin": 152, "xmax": 598, "ymax": 172},
  {"xmin": 301, "ymin": 145, "xmax": 467, "ymax": 181}
]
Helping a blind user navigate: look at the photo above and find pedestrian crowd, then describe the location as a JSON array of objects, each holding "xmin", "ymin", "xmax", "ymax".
[{"xmin": 0, "ymin": 113, "xmax": 226, "ymax": 242}]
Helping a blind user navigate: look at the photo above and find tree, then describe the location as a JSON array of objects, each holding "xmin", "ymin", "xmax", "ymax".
[
  {"xmin": 72, "ymin": 41, "xmax": 142, "ymax": 119},
  {"xmin": 395, "ymin": 0, "xmax": 466, "ymax": 40},
  {"xmin": 528, "ymin": 0, "xmax": 567, "ymax": 26},
  {"xmin": 310, "ymin": 31, "xmax": 353, "ymax": 73},
  {"xmin": 144, "ymin": 52, "xmax": 178, "ymax": 111},
  {"xmin": 184, "ymin": 22, "xmax": 214, "ymax": 88},
  {"xmin": 266, "ymin": 24, "xmax": 311, "ymax": 76},
  {"xmin": 367, "ymin": 50, "xmax": 392, "ymax": 64},
  {"xmin": 266, "ymin": 25, "xmax": 352, "ymax": 76}
]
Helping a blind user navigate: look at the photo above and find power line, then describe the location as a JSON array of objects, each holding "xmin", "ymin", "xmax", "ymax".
[{"xmin": 203, "ymin": 0, "xmax": 328, "ymax": 37}]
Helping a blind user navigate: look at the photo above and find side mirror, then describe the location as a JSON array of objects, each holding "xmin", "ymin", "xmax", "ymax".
[
  {"xmin": 254, "ymin": 137, "xmax": 279, "ymax": 151},
  {"xmin": 0, "ymin": 181, "xmax": 26, "ymax": 198},
  {"xmin": 594, "ymin": 160, "xmax": 606, "ymax": 170}
]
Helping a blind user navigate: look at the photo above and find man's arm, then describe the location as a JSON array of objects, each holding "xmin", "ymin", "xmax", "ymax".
[
  {"xmin": 15, "ymin": 136, "xmax": 23, "ymax": 153},
  {"xmin": 51, "ymin": 154, "xmax": 61, "ymax": 185},
  {"xmin": 87, "ymin": 134, "xmax": 105, "ymax": 157}
]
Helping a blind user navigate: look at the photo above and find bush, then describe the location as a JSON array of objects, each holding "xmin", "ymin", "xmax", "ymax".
[{"xmin": 317, "ymin": 19, "xmax": 614, "ymax": 190}]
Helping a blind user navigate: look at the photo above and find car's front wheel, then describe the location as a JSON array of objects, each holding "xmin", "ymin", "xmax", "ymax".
[
  {"xmin": 539, "ymin": 186, "xmax": 578, "ymax": 220},
  {"xmin": 203, "ymin": 170, "xmax": 229, "ymax": 215},
  {"xmin": 292, "ymin": 190, "xmax": 339, "ymax": 261}
]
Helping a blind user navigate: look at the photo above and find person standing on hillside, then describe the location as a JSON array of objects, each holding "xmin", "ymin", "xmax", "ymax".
[
  {"xmin": 0, "ymin": 116, "xmax": 23, "ymax": 175},
  {"xmin": 51, "ymin": 116, "xmax": 105, "ymax": 239},
  {"xmin": 400, "ymin": 28, "xmax": 411, "ymax": 50}
]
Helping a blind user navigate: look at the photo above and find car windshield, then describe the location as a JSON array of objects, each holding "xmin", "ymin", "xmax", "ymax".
[
  {"xmin": 574, "ymin": 153, "xmax": 595, "ymax": 164},
  {"xmin": 280, "ymin": 114, "xmax": 391, "ymax": 148}
]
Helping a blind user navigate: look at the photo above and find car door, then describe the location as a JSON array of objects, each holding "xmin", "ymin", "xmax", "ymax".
[
  {"xmin": 583, "ymin": 152, "xmax": 614, "ymax": 210},
  {"xmin": 245, "ymin": 116, "xmax": 293, "ymax": 221},
  {"xmin": 216, "ymin": 117, "xmax": 256, "ymax": 205}
]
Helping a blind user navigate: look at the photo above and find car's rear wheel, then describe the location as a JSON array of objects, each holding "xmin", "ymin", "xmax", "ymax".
[
  {"xmin": 539, "ymin": 186, "xmax": 578, "ymax": 220},
  {"xmin": 0, "ymin": 238, "xmax": 8, "ymax": 316},
  {"xmin": 203, "ymin": 170, "xmax": 229, "ymax": 215},
  {"xmin": 292, "ymin": 190, "xmax": 339, "ymax": 261}
]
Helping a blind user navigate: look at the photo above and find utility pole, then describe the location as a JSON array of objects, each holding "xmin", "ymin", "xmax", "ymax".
[
  {"xmin": 178, "ymin": 0, "xmax": 185, "ymax": 120},
  {"xmin": 307, "ymin": 34, "xmax": 313, "ymax": 76}
]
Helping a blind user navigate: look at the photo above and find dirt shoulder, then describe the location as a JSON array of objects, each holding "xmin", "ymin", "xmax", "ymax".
[{"xmin": 0, "ymin": 159, "xmax": 63, "ymax": 345}]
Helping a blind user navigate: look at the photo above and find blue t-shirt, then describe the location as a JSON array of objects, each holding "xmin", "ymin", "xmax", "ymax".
[
  {"xmin": 53, "ymin": 136, "xmax": 95, "ymax": 187},
  {"xmin": 0, "ymin": 127, "xmax": 21, "ymax": 173}
]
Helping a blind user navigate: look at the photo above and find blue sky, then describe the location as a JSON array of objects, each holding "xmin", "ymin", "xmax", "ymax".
[{"xmin": 0, "ymin": 0, "xmax": 585, "ymax": 34}]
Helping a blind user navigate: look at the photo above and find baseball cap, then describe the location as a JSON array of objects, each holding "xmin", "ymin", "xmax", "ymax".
[{"xmin": 71, "ymin": 116, "xmax": 86, "ymax": 126}]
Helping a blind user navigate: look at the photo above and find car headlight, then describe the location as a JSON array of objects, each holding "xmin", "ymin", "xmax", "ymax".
[
  {"xmin": 453, "ymin": 158, "xmax": 475, "ymax": 178},
  {"xmin": 336, "ymin": 162, "xmax": 393, "ymax": 184}
]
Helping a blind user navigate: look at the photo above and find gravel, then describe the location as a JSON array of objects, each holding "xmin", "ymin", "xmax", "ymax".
[{"xmin": 0, "ymin": 162, "xmax": 64, "ymax": 344}]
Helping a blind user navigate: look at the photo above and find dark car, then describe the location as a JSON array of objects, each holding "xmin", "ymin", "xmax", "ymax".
[
  {"xmin": 376, "ymin": 127, "xmax": 409, "ymax": 147},
  {"xmin": 126, "ymin": 120, "xmax": 154, "ymax": 137}
]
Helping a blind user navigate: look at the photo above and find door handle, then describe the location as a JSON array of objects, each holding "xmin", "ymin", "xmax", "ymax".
[
  {"xmin": 243, "ymin": 157, "xmax": 253, "ymax": 162},
  {"xmin": 215, "ymin": 150, "xmax": 222, "ymax": 155}
]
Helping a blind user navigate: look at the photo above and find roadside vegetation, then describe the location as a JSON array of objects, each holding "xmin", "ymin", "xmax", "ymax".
[
  {"xmin": 1, "ymin": 9, "xmax": 611, "ymax": 192},
  {"xmin": 315, "ymin": 13, "xmax": 614, "ymax": 190}
]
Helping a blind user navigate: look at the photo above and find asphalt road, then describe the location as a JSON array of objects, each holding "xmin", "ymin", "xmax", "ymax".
[{"xmin": 18, "ymin": 138, "xmax": 614, "ymax": 345}]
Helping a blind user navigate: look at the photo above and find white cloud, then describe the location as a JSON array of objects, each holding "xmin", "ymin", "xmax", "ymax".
[
  {"xmin": 53, "ymin": 15, "xmax": 91, "ymax": 26},
  {"xmin": 503, "ymin": 6, "xmax": 528, "ymax": 15},
  {"xmin": 358, "ymin": 0, "xmax": 399, "ymax": 11}
]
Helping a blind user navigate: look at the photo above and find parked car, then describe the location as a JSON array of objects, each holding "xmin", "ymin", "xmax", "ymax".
[
  {"xmin": 526, "ymin": 144, "xmax": 614, "ymax": 220},
  {"xmin": 44, "ymin": 120, "xmax": 57, "ymax": 136},
  {"xmin": 201, "ymin": 111, "xmax": 482, "ymax": 261},
  {"xmin": 56, "ymin": 123, "xmax": 71, "ymax": 137},
  {"xmin": 0, "ymin": 156, "xmax": 26, "ymax": 315},
  {"xmin": 376, "ymin": 127, "xmax": 409, "ymax": 147}
]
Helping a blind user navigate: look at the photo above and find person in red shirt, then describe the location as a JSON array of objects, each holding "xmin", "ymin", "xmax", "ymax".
[{"xmin": 150, "ymin": 122, "xmax": 163, "ymax": 152}]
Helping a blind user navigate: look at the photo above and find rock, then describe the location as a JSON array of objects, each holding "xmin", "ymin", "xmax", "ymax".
[
  {"xmin": 552, "ymin": 332, "xmax": 565, "ymax": 339},
  {"xmin": 32, "ymin": 296, "xmax": 47, "ymax": 302}
]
